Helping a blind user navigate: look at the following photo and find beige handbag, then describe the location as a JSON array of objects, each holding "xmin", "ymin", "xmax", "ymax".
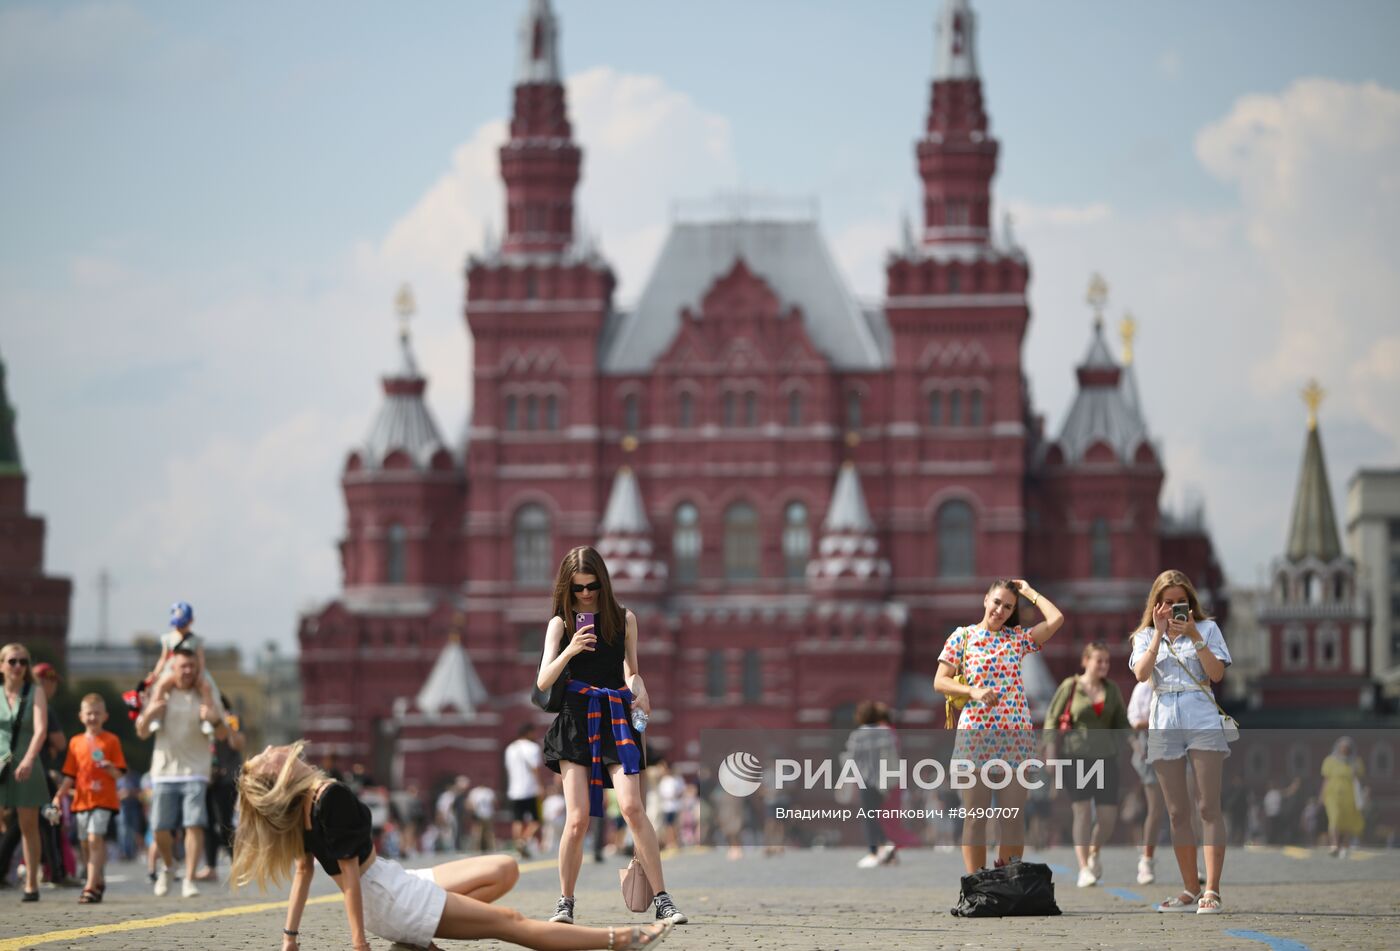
[{"xmin": 618, "ymin": 858, "xmax": 654, "ymax": 913}]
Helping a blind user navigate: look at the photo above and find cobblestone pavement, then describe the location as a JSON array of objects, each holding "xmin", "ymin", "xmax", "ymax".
[{"xmin": 2, "ymin": 845, "xmax": 1397, "ymax": 950}]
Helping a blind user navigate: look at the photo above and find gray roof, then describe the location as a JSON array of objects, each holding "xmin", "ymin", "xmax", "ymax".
[
  {"xmin": 1286, "ymin": 425, "xmax": 1342, "ymax": 562},
  {"xmin": 1055, "ymin": 321, "xmax": 1151, "ymax": 464},
  {"xmin": 600, "ymin": 466, "xmax": 651, "ymax": 535},
  {"xmin": 601, "ymin": 219, "xmax": 888, "ymax": 372},
  {"xmin": 361, "ymin": 336, "xmax": 448, "ymax": 470},
  {"xmin": 824, "ymin": 462, "xmax": 875, "ymax": 533},
  {"xmin": 415, "ymin": 636, "xmax": 490, "ymax": 717}
]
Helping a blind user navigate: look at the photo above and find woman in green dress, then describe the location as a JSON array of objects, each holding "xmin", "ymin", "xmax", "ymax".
[{"xmin": 1, "ymin": 642, "xmax": 50, "ymax": 901}]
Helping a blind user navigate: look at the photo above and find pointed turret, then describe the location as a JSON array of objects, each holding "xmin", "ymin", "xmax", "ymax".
[
  {"xmin": 516, "ymin": 0, "xmax": 561, "ymax": 84},
  {"xmin": 0, "ymin": 347, "xmax": 21, "ymax": 476},
  {"xmin": 596, "ymin": 466, "xmax": 667, "ymax": 585},
  {"xmin": 360, "ymin": 286, "xmax": 449, "ymax": 471},
  {"xmin": 415, "ymin": 633, "xmax": 490, "ymax": 718},
  {"xmin": 500, "ymin": 0, "xmax": 580, "ymax": 257},
  {"xmin": 808, "ymin": 463, "xmax": 891, "ymax": 583},
  {"xmin": 917, "ymin": 0, "xmax": 997, "ymax": 247},
  {"xmin": 1053, "ymin": 276, "xmax": 1152, "ymax": 465},
  {"xmin": 1285, "ymin": 380, "xmax": 1342, "ymax": 563}
]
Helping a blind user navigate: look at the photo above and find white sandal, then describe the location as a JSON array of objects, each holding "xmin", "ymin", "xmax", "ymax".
[
  {"xmin": 1196, "ymin": 889, "xmax": 1222, "ymax": 914},
  {"xmin": 608, "ymin": 920, "xmax": 674, "ymax": 950},
  {"xmin": 1155, "ymin": 889, "xmax": 1200, "ymax": 912}
]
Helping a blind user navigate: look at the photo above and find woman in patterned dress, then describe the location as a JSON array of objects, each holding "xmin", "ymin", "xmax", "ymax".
[{"xmin": 934, "ymin": 580, "xmax": 1064, "ymax": 874}]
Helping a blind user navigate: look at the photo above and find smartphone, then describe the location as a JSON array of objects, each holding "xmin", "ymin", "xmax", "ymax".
[
  {"xmin": 1170, "ymin": 602, "xmax": 1191, "ymax": 623},
  {"xmin": 575, "ymin": 612, "xmax": 596, "ymax": 650}
]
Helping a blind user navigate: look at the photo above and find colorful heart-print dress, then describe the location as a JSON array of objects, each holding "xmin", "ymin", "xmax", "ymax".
[{"xmin": 938, "ymin": 624, "xmax": 1041, "ymax": 764}]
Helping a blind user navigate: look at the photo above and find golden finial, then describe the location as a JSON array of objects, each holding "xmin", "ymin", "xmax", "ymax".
[
  {"xmin": 621, "ymin": 435, "xmax": 639, "ymax": 453},
  {"xmin": 1302, "ymin": 379, "xmax": 1325, "ymax": 431},
  {"xmin": 1120, "ymin": 311, "xmax": 1137, "ymax": 365},
  {"xmin": 1086, "ymin": 273, "xmax": 1108, "ymax": 330},
  {"xmin": 395, "ymin": 283, "xmax": 416, "ymax": 341}
]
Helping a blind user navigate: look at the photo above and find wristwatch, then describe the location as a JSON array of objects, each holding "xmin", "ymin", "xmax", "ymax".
[{"xmin": 1192, "ymin": 640, "xmax": 1208, "ymax": 652}]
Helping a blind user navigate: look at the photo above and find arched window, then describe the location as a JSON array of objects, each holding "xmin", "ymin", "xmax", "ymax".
[
  {"xmin": 706, "ymin": 651, "xmax": 727, "ymax": 700},
  {"xmin": 1307, "ymin": 572, "xmax": 1324, "ymax": 605},
  {"xmin": 787, "ymin": 390, "xmax": 803, "ymax": 427},
  {"xmin": 525, "ymin": 394, "xmax": 539, "ymax": 431},
  {"xmin": 1090, "ymin": 517, "xmax": 1112, "ymax": 578},
  {"xmin": 724, "ymin": 501, "xmax": 760, "ymax": 581},
  {"xmin": 677, "ymin": 391, "xmax": 694, "ymax": 429},
  {"xmin": 722, "ymin": 391, "xmax": 736, "ymax": 428},
  {"xmin": 385, "ymin": 523, "xmax": 407, "ymax": 584},
  {"xmin": 928, "ymin": 390, "xmax": 942, "ymax": 426},
  {"xmin": 949, "ymin": 391, "xmax": 963, "ymax": 426},
  {"xmin": 936, "ymin": 500, "xmax": 975, "ymax": 578},
  {"xmin": 623, "ymin": 393, "xmax": 640, "ymax": 435},
  {"xmin": 504, "ymin": 395, "xmax": 518, "ymax": 432},
  {"xmin": 743, "ymin": 391, "xmax": 758, "ymax": 427},
  {"xmin": 673, "ymin": 502, "xmax": 701, "ymax": 585},
  {"xmin": 846, "ymin": 391, "xmax": 863, "ymax": 430},
  {"xmin": 513, "ymin": 504, "xmax": 552, "ymax": 585},
  {"xmin": 782, "ymin": 501, "xmax": 811, "ymax": 579},
  {"xmin": 545, "ymin": 395, "xmax": 559, "ymax": 431},
  {"xmin": 970, "ymin": 390, "xmax": 985, "ymax": 426}
]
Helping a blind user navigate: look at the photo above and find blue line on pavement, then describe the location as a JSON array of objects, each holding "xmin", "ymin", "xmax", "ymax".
[
  {"xmin": 1224, "ymin": 930, "xmax": 1312, "ymax": 951},
  {"xmin": 1105, "ymin": 887, "xmax": 1145, "ymax": 903}
]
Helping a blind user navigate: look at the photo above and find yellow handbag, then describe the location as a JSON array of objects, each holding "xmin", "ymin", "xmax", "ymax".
[{"xmin": 944, "ymin": 627, "xmax": 970, "ymax": 728}]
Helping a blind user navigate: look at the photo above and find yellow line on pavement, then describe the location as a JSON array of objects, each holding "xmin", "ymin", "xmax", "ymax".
[
  {"xmin": 0, "ymin": 849, "xmax": 705, "ymax": 949},
  {"xmin": 0, "ymin": 895, "xmax": 342, "ymax": 951}
]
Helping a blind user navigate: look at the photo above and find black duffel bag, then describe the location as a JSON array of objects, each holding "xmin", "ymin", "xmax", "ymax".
[{"xmin": 950, "ymin": 861, "xmax": 1062, "ymax": 917}]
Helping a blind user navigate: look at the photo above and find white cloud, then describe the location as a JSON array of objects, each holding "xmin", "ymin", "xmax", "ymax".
[{"xmin": 8, "ymin": 66, "xmax": 738, "ymax": 656}]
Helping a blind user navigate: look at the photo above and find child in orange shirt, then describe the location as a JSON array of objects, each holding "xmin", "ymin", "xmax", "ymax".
[{"xmin": 53, "ymin": 694, "xmax": 128, "ymax": 903}]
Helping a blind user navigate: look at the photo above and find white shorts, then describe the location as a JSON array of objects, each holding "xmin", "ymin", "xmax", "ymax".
[
  {"xmin": 1145, "ymin": 727, "xmax": 1231, "ymax": 764},
  {"xmin": 75, "ymin": 809, "xmax": 113, "ymax": 838},
  {"xmin": 360, "ymin": 858, "xmax": 446, "ymax": 948}
]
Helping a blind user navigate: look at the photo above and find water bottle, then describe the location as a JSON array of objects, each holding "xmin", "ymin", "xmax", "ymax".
[
  {"xmin": 631, "ymin": 709, "xmax": 649, "ymax": 733},
  {"xmin": 41, "ymin": 803, "xmax": 61, "ymax": 826}
]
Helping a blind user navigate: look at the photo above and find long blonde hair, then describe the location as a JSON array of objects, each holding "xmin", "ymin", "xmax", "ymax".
[
  {"xmin": 1134, "ymin": 569, "xmax": 1210, "ymax": 634},
  {"xmin": 230, "ymin": 740, "xmax": 325, "ymax": 891}
]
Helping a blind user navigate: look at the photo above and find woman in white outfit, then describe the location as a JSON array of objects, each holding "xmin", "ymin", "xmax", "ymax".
[
  {"xmin": 232, "ymin": 742, "xmax": 671, "ymax": 951},
  {"xmin": 1129, "ymin": 569, "xmax": 1233, "ymax": 915}
]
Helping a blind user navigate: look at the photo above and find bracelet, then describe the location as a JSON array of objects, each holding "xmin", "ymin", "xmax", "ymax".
[
  {"xmin": 283, "ymin": 929, "xmax": 299, "ymax": 937},
  {"xmin": 1029, "ymin": 593, "xmax": 1039, "ymax": 606}
]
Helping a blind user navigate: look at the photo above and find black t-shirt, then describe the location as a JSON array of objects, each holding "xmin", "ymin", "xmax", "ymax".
[
  {"xmin": 303, "ymin": 782, "xmax": 373, "ymax": 876},
  {"xmin": 565, "ymin": 612, "xmax": 626, "ymax": 689}
]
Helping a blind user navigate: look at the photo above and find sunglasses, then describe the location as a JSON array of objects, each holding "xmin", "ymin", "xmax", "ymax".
[
  {"xmin": 570, "ymin": 581, "xmax": 602, "ymax": 593},
  {"xmin": 4, "ymin": 658, "xmax": 30, "ymax": 667}
]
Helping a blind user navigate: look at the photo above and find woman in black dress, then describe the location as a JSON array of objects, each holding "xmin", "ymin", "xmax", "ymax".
[{"xmin": 537, "ymin": 547, "xmax": 687, "ymax": 927}]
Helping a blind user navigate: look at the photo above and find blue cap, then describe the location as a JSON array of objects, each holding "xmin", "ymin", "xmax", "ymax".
[{"xmin": 169, "ymin": 601, "xmax": 194, "ymax": 628}]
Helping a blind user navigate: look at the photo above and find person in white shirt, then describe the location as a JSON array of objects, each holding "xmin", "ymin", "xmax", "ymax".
[
  {"xmin": 1127, "ymin": 679, "xmax": 1165, "ymax": 885},
  {"xmin": 503, "ymin": 724, "xmax": 543, "ymax": 858},
  {"xmin": 467, "ymin": 784, "xmax": 498, "ymax": 853},
  {"xmin": 654, "ymin": 762, "xmax": 685, "ymax": 852},
  {"xmin": 135, "ymin": 652, "xmax": 225, "ymax": 899}
]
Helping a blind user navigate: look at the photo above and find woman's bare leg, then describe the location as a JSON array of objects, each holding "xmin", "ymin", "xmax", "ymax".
[
  {"xmin": 608, "ymin": 765, "xmax": 665, "ymax": 893},
  {"xmin": 18, "ymin": 807, "xmax": 40, "ymax": 892},
  {"xmin": 1188, "ymin": 749, "xmax": 1227, "ymax": 894},
  {"xmin": 431, "ymin": 853, "xmax": 519, "ymax": 902},
  {"xmin": 1071, "ymin": 801, "xmax": 1093, "ymax": 869},
  {"xmin": 1142, "ymin": 781, "xmax": 1164, "ymax": 858},
  {"xmin": 435, "ymin": 892, "xmax": 666, "ymax": 948},
  {"xmin": 959, "ymin": 783, "xmax": 992, "ymax": 874},
  {"xmin": 556, "ymin": 764, "xmax": 591, "ymax": 898},
  {"xmin": 1153, "ymin": 757, "xmax": 1198, "ymax": 897},
  {"xmin": 994, "ymin": 781, "xmax": 1029, "ymax": 865}
]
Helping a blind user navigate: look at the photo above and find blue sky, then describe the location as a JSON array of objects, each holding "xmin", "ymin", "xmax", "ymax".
[{"xmin": 3, "ymin": 0, "xmax": 1399, "ymax": 653}]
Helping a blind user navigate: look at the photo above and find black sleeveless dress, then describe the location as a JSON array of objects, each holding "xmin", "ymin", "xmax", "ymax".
[{"xmin": 542, "ymin": 616, "xmax": 643, "ymax": 778}]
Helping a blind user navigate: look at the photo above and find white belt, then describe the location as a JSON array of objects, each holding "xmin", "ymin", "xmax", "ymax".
[{"xmin": 1153, "ymin": 683, "xmax": 1195, "ymax": 695}]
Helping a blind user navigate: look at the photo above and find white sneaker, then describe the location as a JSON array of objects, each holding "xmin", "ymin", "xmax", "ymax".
[
  {"xmin": 181, "ymin": 878, "xmax": 199, "ymax": 899},
  {"xmin": 1137, "ymin": 855, "xmax": 1155, "ymax": 885},
  {"xmin": 154, "ymin": 868, "xmax": 170, "ymax": 897},
  {"xmin": 1088, "ymin": 851, "xmax": 1102, "ymax": 880},
  {"xmin": 856, "ymin": 853, "xmax": 881, "ymax": 868},
  {"xmin": 876, "ymin": 843, "xmax": 899, "ymax": 866},
  {"xmin": 200, "ymin": 720, "xmax": 216, "ymax": 737},
  {"xmin": 148, "ymin": 719, "xmax": 162, "ymax": 733},
  {"xmin": 1076, "ymin": 866, "xmax": 1098, "ymax": 888}
]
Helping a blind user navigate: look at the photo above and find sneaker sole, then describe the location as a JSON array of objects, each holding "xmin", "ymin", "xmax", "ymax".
[
  {"xmin": 548, "ymin": 915, "xmax": 574, "ymax": 924},
  {"xmin": 660, "ymin": 913, "xmax": 688, "ymax": 924}
]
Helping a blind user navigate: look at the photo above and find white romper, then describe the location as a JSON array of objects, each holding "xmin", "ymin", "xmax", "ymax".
[{"xmin": 1128, "ymin": 619, "xmax": 1233, "ymax": 763}]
